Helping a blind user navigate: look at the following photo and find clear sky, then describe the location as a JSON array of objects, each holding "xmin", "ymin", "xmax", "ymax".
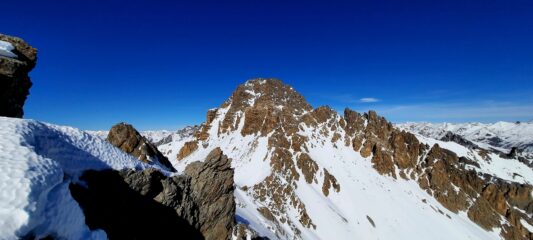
[{"xmin": 2, "ymin": 0, "xmax": 532, "ymax": 130}]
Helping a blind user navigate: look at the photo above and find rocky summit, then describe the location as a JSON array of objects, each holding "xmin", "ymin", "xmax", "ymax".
[{"xmin": 0, "ymin": 33, "xmax": 37, "ymax": 118}]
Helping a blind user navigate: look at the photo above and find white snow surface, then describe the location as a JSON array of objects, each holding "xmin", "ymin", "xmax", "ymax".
[
  {"xmin": 397, "ymin": 121, "xmax": 533, "ymax": 154},
  {"xmin": 0, "ymin": 117, "xmax": 165, "ymax": 240},
  {"xmin": 0, "ymin": 40, "xmax": 17, "ymax": 58}
]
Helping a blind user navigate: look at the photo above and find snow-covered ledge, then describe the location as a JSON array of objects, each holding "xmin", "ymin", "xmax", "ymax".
[{"xmin": 0, "ymin": 40, "xmax": 17, "ymax": 58}]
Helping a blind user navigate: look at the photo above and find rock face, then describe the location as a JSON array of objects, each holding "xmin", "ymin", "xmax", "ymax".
[
  {"xmin": 184, "ymin": 148, "xmax": 236, "ymax": 240},
  {"xmin": 107, "ymin": 122, "xmax": 175, "ymax": 171},
  {"xmin": 174, "ymin": 78, "xmax": 533, "ymax": 240},
  {"xmin": 0, "ymin": 33, "xmax": 37, "ymax": 118},
  {"xmin": 70, "ymin": 148, "xmax": 235, "ymax": 240}
]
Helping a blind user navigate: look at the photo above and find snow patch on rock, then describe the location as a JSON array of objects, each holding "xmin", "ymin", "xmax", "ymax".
[{"xmin": 0, "ymin": 40, "xmax": 17, "ymax": 58}]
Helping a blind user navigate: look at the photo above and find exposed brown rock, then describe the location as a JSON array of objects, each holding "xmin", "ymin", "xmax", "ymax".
[
  {"xmin": 360, "ymin": 140, "xmax": 374, "ymax": 158},
  {"xmin": 178, "ymin": 140, "xmax": 199, "ymax": 160},
  {"xmin": 290, "ymin": 134, "xmax": 308, "ymax": 152},
  {"xmin": 322, "ymin": 169, "xmax": 340, "ymax": 196},
  {"xmin": 343, "ymin": 108, "xmax": 365, "ymax": 137},
  {"xmin": 467, "ymin": 198, "xmax": 500, "ymax": 230},
  {"xmin": 0, "ymin": 33, "xmax": 37, "ymax": 118},
  {"xmin": 184, "ymin": 148, "xmax": 236, "ymax": 240},
  {"xmin": 107, "ymin": 122, "xmax": 175, "ymax": 171},
  {"xmin": 297, "ymin": 153, "xmax": 319, "ymax": 184},
  {"xmin": 258, "ymin": 207, "xmax": 276, "ymax": 222},
  {"xmin": 270, "ymin": 148, "xmax": 300, "ymax": 182},
  {"xmin": 371, "ymin": 144, "xmax": 396, "ymax": 179},
  {"xmin": 390, "ymin": 131, "xmax": 420, "ymax": 169},
  {"xmin": 252, "ymin": 174, "xmax": 314, "ymax": 238}
]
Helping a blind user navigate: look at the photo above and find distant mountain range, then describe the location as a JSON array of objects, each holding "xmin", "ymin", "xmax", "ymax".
[{"xmin": 397, "ymin": 121, "xmax": 533, "ymax": 155}]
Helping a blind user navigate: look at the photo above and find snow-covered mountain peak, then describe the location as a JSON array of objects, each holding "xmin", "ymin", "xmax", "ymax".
[{"xmin": 162, "ymin": 79, "xmax": 533, "ymax": 240}]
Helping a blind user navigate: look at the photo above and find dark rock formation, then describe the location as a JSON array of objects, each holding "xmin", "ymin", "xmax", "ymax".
[
  {"xmin": 70, "ymin": 169, "xmax": 203, "ymax": 239},
  {"xmin": 184, "ymin": 148, "xmax": 236, "ymax": 240},
  {"xmin": 0, "ymin": 33, "xmax": 37, "ymax": 118},
  {"xmin": 107, "ymin": 122, "xmax": 175, "ymax": 171},
  {"xmin": 71, "ymin": 148, "xmax": 235, "ymax": 240},
  {"xmin": 440, "ymin": 131, "xmax": 479, "ymax": 149},
  {"xmin": 508, "ymin": 147, "xmax": 519, "ymax": 159}
]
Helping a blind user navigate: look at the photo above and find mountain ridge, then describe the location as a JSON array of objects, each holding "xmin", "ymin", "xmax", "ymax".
[{"xmin": 164, "ymin": 78, "xmax": 533, "ymax": 240}]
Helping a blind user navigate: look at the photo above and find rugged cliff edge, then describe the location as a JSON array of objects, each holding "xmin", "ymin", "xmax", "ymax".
[{"xmin": 0, "ymin": 33, "xmax": 37, "ymax": 118}]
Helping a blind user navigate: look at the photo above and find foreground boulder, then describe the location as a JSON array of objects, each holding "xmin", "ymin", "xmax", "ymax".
[
  {"xmin": 0, "ymin": 33, "xmax": 37, "ymax": 118},
  {"xmin": 184, "ymin": 148, "xmax": 236, "ymax": 240},
  {"xmin": 107, "ymin": 122, "xmax": 176, "ymax": 171},
  {"xmin": 70, "ymin": 148, "xmax": 235, "ymax": 240}
]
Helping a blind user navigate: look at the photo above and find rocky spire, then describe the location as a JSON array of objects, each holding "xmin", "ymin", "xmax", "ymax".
[
  {"xmin": 0, "ymin": 33, "xmax": 37, "ymax": 118},
  {"xmin": 107, "ymin": 122, "xmax": 176, "ymax": 171}
]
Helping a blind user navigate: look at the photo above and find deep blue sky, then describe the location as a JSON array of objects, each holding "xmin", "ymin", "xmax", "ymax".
[{"xmin": 2, "ymin": 0, "xmax": 532, "ymax": 130}]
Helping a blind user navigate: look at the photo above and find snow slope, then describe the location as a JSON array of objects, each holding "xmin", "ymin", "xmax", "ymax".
[
  {"xmin": 397, "ymin": 121, "xmax": 533, "ymax": 154},
  {"xmin": 0, "ymin": 117, "xmax": 165, "ymax": 240},
  {"xmin": 165, "ymin": 105, "xmax": 506, "ymax": 240}
]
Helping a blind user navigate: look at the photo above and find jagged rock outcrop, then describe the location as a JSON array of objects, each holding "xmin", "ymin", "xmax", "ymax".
[
  {"xmin": 107, "ymin": 122, "xmax": 175, "ymax": 171},
  {"xmin": 342, "ymin": 108, "xmax": 533, "ymax": 239},
  {"xmin": 71, "ymin": 148, "xmax": 235, "ymax": 240},
  {"xmin": 347, "ymin": 112, "xmax": 533, "ymax": 239},
  {"xmin": 0, "ymin": 33, "xmax": 37, "ymax": 118},
  {"xmin": 184, "ymin": 148, "xmax": 236, "ymax": 240}
]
